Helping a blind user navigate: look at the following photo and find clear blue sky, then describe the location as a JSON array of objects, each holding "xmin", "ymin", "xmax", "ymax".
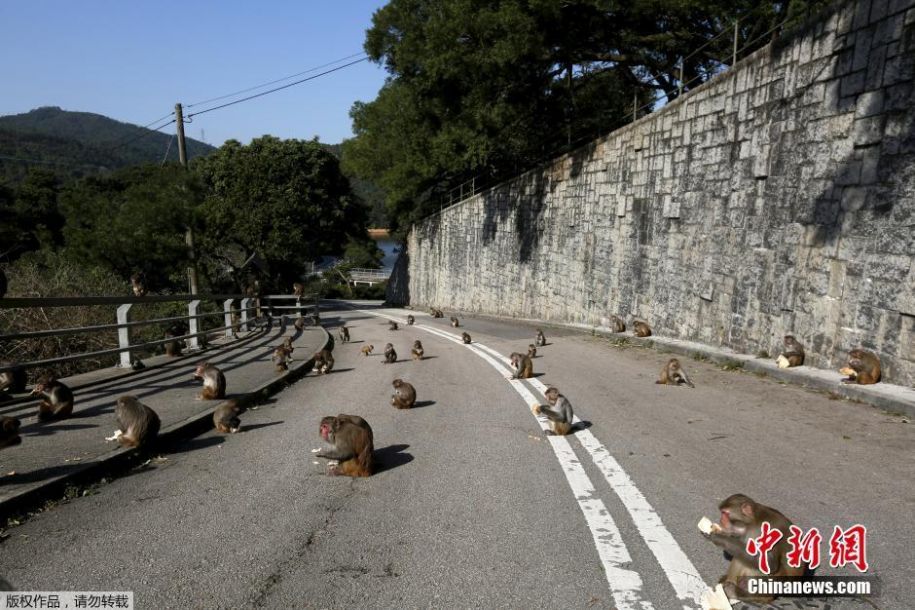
[{"xmin": 0, "ymin": 1, "xmax": 390, "ymax": 146}]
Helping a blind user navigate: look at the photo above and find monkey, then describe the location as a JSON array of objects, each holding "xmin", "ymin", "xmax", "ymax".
[
  {"xmin": 313, "ymin": 349, "xmax": 334, "ymax": 374},
  {"xmin": 406, "ymin": 314, "xmax": 415, "ymax": 325},
  {"xmin": 0, "ymin": 362, "xmax": 27, "ymax": 398},
  {"xmin": 130, "ymin": 271, "xmax": 147, "ymax": 297},
  {"xmin": 462, "ymin": 332, "xmax": 472, "ymax": 344},
  {"xmin": 338, "ymin": 325, "xmax": 350, "ymax": 343},
  {"xmin": 531, "ymin": 386, "xmax": 574, "ymax": 435},
  {"xmin": 282, "ymin": 336, "xmax": 294, "ymax": 355},
  {"xmin": 703, "ymin": 493, "xmax": 807, "ymax": 603},
  {"xmin": 840, "ymin": 348, "xmax": 881, "ymax": 385},
  {"xmin": 776, "ymin": 335, "xmax": 805, "ymax": 368},
  {"xmin": 272, "ymin": 346, "xmax": 292, "ymax": 372},
  {"xmin": 633, "ymin": 321, "xmax": 652, "ymax": 337},
  {"xmin": 131, "ymin": 359, "xmax": 145, "ymax": 371},
  {"xmin": 383, "ymin": 343, "xmax": 397, "ymax": 363},
  {"xmin": 316, "ymin": 414, "xmax": 374, "ymax": 477},
  {"xmin": 213, "ymin": 400, "xmax": 242, "ymax": 433},
  {"xmin": 293, "ymin": 282, "xmax": 304, "ymax": 301},
  {"xmin": 164, "ymin": 323, "xmax": 185, "ymax": 357},
  {"xmin": 388, "ymin": 320, "xmax": 399, "ymax": 331},
  {"xmin": 535, "ymin": 329, "xmax": 546, "ymax": 347},
  {"xmin": 244, "ymin": 280, "xmax": 261, "ymax": 298},
  {"xmin": 193, "ymin": 362, "xmax": 226, "ymax": 400},
  {"xmin": 361, "ymin": 344, "xmax": 374, "ymax": 357},
  {"xmin": 610, "ymin": 315, "xmax": 626, "ymax": 333},
  {"xmin": 0, "ymin": 416, "xmax": 22, "ymax": 450},
  {"xmin": 391, "ymin": 378, "xmax": 417, "ymax": 409},
  {"xmin": 411, "ymin": 340, "xmax": 424, "ymax": 360},
  {"xmin": 31, "ymin": 374, "xmax": 75, "ymax": 421},
  {"xmin": 431, "ymin": 308, "xmax": 444, "ymax": 318},
  {"xmin": 656, "ymin": 358, "xmax": 695, "ymax": 388},
  {"xmin": 450, "ymin": 316, "xmax": 460, "ymax": 328},
  {"xmin": 230, "ymin": 310, "xmax": 241, "ymax": 336},
  {"xmin": 294, "ymin": 316, "xmax": 306, "ymax": 331},
  {"xmin": 510, "ymin": 352, "xmax": 534, "ymax": 379},
  {"xmin": 527, "ymin": 344, "xmax": 537, "ymax": 358},
  {"xmin": 105, "ymin": 396, "xmax": 160, "ymax": 449}
]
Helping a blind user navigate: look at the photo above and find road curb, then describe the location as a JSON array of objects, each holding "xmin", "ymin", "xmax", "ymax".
[{"xmin": 0, "ymin": 326, "xmax": 332, "ymax": 523}]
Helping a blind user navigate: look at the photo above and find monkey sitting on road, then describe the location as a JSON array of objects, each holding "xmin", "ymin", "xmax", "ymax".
[
  {"xmin": 0, "ymin": 416, "xmax": 22, "ymax": 450},
  {"xmin": 633, "ymin": 321, "xmax": 652, "ymax": 337},
  {"xmin": 338, "ymin": 326, "xmax": 350, "ymax": 343},
  {"xmin": 839, "ymin": 348, "xmax": 881, "ymax": 385},
  {"xmin": 509, "ymin": 352, "xmax": 533, "ymax": 379},
  {"xmin": 610, "ymin": 315, "xmax": 626, "ymax": 333},
  {"xmin": 315, "ymin": 415, "xmax": 374, "ymax": 477},
  {"xmin": 31, "ymin": 374, "xmax": 75, "ymax": 421},
  {"xmin": 388, "ymin": 320, "xmax": 399, "ymax": 331},
  {"xmin": 535, "ymin": 329, "xmax": 546, "ymax": 347},
  {"xmin": 411, "ymin": 340, "xmax": 424, "ymax": 361},
  {"xmin": 391, "ymin": 379, "xmax": 416, "ymax": 409},
  {"xmin": 450, "ymin": 316, "xmax": 460, "ymax": 328},
  {"xmin": 213, "ymin": 400, "xmax": 242, "ymax": 434},
  {"xmin": 656, "ymin": 358, "xmax": 695, "ymax": 388},
  {"xmin": 776, "ymin": 335, "xmax": 805, "ymax": 368},
  {"xmin": 313, "ymin": 349, "xmax": 334, "ymax": 374},
  {"xmin": 527, "ymin": 344, "xmax": 537, "ymax": 358},
  {"xmin": 361, "ymin": 344, "xmax": 374, "ymax": 357},
  {"xmin": 531, "ymin": 387, "xmax": 574, "ymax": 435},
  {"xmin": 383, "ymin": 343, "xmax": 397, "ymax": 364},
  {"xmin": 462, "ymin": 332, "xmax": 472, "ymax": 344},
  {"xmin": 272, "ymin": 346, "xmax": 292, "ymax": 372},
  {"xmin": 193, "ymin": 362, "xmax": 226, "ymax": 400},
  {"xmin": 106, "ymin": 396, "xmax": 160, "ymax": 449},
  {"xmin": 406, "ymin": 315, "xmax": 415, "ymax": 325}
]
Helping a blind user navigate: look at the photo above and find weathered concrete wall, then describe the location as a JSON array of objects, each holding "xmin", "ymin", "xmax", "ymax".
[{"xmin": 403, "ymin": 0, "xmax": 915, "ymax": 385}]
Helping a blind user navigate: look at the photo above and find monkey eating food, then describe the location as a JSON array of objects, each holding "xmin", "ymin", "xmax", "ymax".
[{"xmin": 316, "ymin": 414, "xmax": 374, "ymax": 477}]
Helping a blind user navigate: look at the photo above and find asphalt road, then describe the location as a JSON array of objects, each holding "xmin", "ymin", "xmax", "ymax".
[{"xmin": 0, "ymin": 302, "xmax": 911, "ymax": 610}]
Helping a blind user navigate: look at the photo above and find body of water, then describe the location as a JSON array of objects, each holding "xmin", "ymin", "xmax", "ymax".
[{"xmin": 375, "ymin": 238, "xmax": 400, "ymax": 271}]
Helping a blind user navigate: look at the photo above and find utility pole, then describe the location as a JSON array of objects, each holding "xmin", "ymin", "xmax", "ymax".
[{"xmin": 175, "ymin": 102, "xmax": 199, "ymax": 295}]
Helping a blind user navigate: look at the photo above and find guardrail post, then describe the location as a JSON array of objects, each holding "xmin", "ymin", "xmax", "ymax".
[
  {"xmin": 116, "ymin": 303, "xmax": 133, "ymax": 368},
  {"xmin": 240, "ymin": 298, "xmax": 252, "ymax": 330},
  {"xmin": 223, "ymin": 299, "xmax": 235, "ymax": 338},
  {"xmin": 188, "ymin": 299, "xmax": 202, "ymax": 351}
]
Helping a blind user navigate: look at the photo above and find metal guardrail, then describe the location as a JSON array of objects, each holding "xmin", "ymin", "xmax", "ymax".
[{"xmin": 348, "ymin": 268, "xmax": 391, "ymax": 286}]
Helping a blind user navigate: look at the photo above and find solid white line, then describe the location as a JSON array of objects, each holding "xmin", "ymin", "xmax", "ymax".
[{"xmin": 358, "ymin": 309, "xmax": 657, "ymax": 610}]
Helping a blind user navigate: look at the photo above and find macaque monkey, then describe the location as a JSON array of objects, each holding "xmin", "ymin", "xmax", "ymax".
[
  {"xmin": 527, "ymin": 344, "xmax": 537, "ymax": 358},
  {"xmin": 411, "ymin": 340, "xmax": 424, "ymax": 360},
  {"xmin": 462, "ymin": 332, "xmax": 472, "ymax": 344},
  {"xmin": 316, "ymin": 414, "xmax": 374, "ymax": 477},
  {"xmin": 272, "ymin": 346, "xmax": 292, "ymax": 372},
  {"xmin": 130, "ymin": 271, "xmax": 147, "ymax": 297},
  {"xmin": 431, "ymin": 308, "xmax": 444, "ymax": 318},
  {"xmin": 361, "ymin": 344, "xmax": 374, "ymax": 356},
  {"xmin": 164, "ymin": 324, "xmax": 184, "ymax": 357},
  {"xmin": 131, "ymin": 359, "xmax": 145, "ymax": 371},
  {"xmin": 31, "ymin": 374, "xmax": 75, "ymax": 421},
  {"xmin": 282, "ymin": 336, "xmax": 294, "ymax": 354},
  {"xmin": 450, "ymin": 316, "xmax": 460, "ymax": 328},
  {"xmin": 839, "ymin": 348, "xmax": 881, "ymax": 385},
  {"xmin": 633, "ymin": 321, "xmax": 652, "ymax": 337},
  {"xmin": 510, "ymin": 352, "xmax": 533, "ymax": 379},
  {"xmin": 703, "ymin": 493, "xmax": 807, "ymax": 603},
  {"xmin": 106, "ymin": 396, "xmax": 160, "ymax": 449},
  {"xmin": 388, "ymin": 320, "xmax": 399, "ymax": 331},
  {"xmin": 338, "ymin": 326, "xmax": 350, "ymax": 343},
  {"xmin": 535, "ymin": 329, "xmax": 546, "ymax": 347},
  {"xmin": 313, "ymin": 349, "xmax": 334, "ymax": 374},
  {"xmin": 391, "ymin": 378, "xmax": 417, "ymax": 409},
  {"xmin": 656, "ymin": 358, "xmax": 695, "ymax": 388},
  {"xmin": 193, "ymin": 362, "xmax": 226, "ymax": 400},
  {"xmin": 383, "ymin": 343, "xmax": 397, "ymax": 363},
  {"xmin": 531, "ymin": 387, "xmax": 574, "ymax": 435},
  {"xmin": 610, "ymin": 315, "xmax": 626, "ymax": 333},
  {"xmin": 406, "ymin": 315, "xmax": 415, "ymax": 325},
  {"xmin": 0, "ymin": 362, "xmax": 27, "ymax": 397},
  {"xmin": 294, "ymin": 316, "xmax": 306, "ymax": 331},
  {"xmin": 0, "ymin": 416, "xmax": 22, "ymax": 450},
  {"xmin": 776, "ymin": 335, "xmax": 805, "ymax": 368},
  {"xmin": 293, "ymin": 282, "xmax": 304, "ymax": 300},
  {"xmin": 213, "ymin": 400, "xmax": 242, "ymax": 433}
]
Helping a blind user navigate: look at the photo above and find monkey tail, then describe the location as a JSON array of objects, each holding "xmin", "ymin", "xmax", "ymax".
[{"xmin": 357, "ymin": 444, "xmax": 374, "ymax": 476}]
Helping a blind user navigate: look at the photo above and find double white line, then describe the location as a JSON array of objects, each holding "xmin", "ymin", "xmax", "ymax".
[{"xmin": 359, "ymin": 310, "xmax": 708, "ymax": 610}]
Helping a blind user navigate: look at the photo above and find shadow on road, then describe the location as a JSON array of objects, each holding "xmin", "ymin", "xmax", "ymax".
[
  {"xmin": 411, "ymin": 401, "xmax": 436, "ymax": 409},
  {"xmin": 374, "ymin": 444, "xmax": 413, "ymax": 473},
  {"xmin": 242, "ymin": 421, "xmax": 285, "ymax": 433},
  {"xmin": 166, "ymin": 436, "xmax": 225, "ymax": 455}
]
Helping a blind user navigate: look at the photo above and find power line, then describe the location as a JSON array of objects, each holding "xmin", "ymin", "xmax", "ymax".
[
  {"xmin": 186, "ymin": 57, "xmax": 370, "ymax": 119},
  {"xmin": 186, "ymin": 52, "xmax": 368, "ymax": 109},
  {"xmin": 110, "ymin": 118, "xmax": 177, "ymax": 152}
]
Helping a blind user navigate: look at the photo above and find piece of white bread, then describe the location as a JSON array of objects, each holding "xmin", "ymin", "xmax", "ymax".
[
  {"xmin": 701, "ymin": 584, "xmax": 733, "ymax": 610},
  {"xmin": 776, "ymin": 354, "xmax": 790, "ymax": 369},
  {"xmin": 697, "ymin": 516, "xmax": 721, "ymax": 535}
]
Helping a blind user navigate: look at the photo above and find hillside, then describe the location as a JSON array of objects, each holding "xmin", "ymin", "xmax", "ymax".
[{"xmin": 0, "ymin": 107, "xmax": 214, "ymax": 183}]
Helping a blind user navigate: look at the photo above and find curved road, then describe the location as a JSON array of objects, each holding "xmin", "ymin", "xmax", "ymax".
[{"xmin": 0, "ymin": 302, "xmax": 910, "ymax": 609}]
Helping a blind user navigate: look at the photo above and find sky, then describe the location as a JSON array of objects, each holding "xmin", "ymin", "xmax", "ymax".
[{"xmin": 0, "ymin": 1, "xmax": 390, "ymax": 146}]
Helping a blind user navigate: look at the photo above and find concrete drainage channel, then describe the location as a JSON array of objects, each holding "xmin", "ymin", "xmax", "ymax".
[{"xmin": 0, "ymin": 326, "xmax": 331, "ymax": 523}]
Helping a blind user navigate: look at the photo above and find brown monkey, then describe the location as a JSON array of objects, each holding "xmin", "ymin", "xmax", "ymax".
[
  {"xmin": 462, "ymin": 332, "xmax": 472, "ymax": 344},
  {"xmin": 510, "ymin": 352, "xmax": 533, "ymax": 379},
  {"xmin": 193, "ymin": 362, "xmax": 226, "ymax": 400},
  {"xmin": 164, "ymin": 324, "xmax": 184, "ymax": 357},
  {"xmin": 0, "ymin": 416, "xmax": 22, "ymax": 450},
  {"xmin": 213, "ymin": 400, "xmax": 242, "ymax": 433},
  {"xmin": 656, "ymin": 358, "xmax": 695, "ymax": 388},
  {"xmin": 450, "ymin": 316, "xmax": 460, "ymax": 328},
  {"xmin": 840, "ymin": 348, "xmax": 881, "ymax": 385},
  {"xmin": 776, "ymin": 335, "xmax": 805, "ymax": 368},
  {"xmin": 703, "ymin": 493, "xmax": 807, "ymax": 603},
  {"xmin": 316, "ymin": 414, "xmax": 374, "ymax": 477},
  {"xmin": 31, "ymin": 374, "xmax": 75, "ymax": 421},
  {"xmin": 411, "ymin": 340, "xmax": 424, "ymax": 360},
  {"xmin": 383, "ymin": 343, "xmax": 397, "ymax": 363},
  {"xmin": 391, "ymin": 378, "xmax": 417, "ymax": 409},
  {"xmin": 0, "ymin": 362, "xmax": 27, "ymax": 397},
  {"xmin": 272, "ymin": 346, "xmax": 292, "ymax": 372},
  {"xmin": 431, "ymin": 308, "xmax": 444, "ymax": 318},
  {"xmin": 610, "ymin": 315, "xmax": 626, "ymax": 333},
  {"xmin": 633, "ymin": 321, "xmax": 652, "ymax": 337},
  {"xmin": 527, "ymin": 344, "xmax": 537, "ymax": 358},
  {"xmin": 361, "ymin": 344, "xmax": 374, "ymax": 356},
  {"xmin": 531, "ymin": 387, "xmax": 574, "ymax": 435},
  {"xmin": 106, "ymin": 396, "xmax": 160, "ymax": 449},
  {"xmin": 282, "ymin": 336, "xmax": 294, "ymax": 354},
  {"xmin": 130, "ymin": 271, "xmax": 147, "ymax": 297},
  {"xmin": 338, "ymin": 326, "xmax": 350, "ymax": 343},
  {"xmin": 406, "ymin": 314, "xmax": 415, "ymax": 325},
  {"xmin": 388, "ymin": 320, "xmax": 399, "ymax": 331},
  {"xmin": 294, "ymin": 316, "xmax": 306, "ymax": 331},
  {"xmin": 535, "ymin": 329, "xmax": 546, "ymax": 347},
  {"xmin": 313, "ymin": 349, "xmax": 334, "ymax": 374},
  {"xmin": 293, "ymin": 282, "xmax": 304, "ymax": 300}
]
